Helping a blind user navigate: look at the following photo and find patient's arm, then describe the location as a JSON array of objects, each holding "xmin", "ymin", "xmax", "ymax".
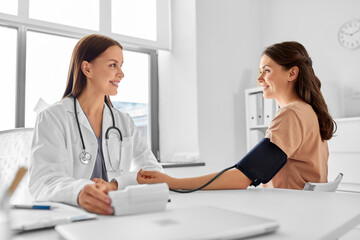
[{"xmin": 137, "ymin": 168, "xmax": 251, "ymax": 190}]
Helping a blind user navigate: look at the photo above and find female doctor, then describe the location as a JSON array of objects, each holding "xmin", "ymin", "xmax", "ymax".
[{"xmin": 29, "ymin": 34, "xmax": 163, "ymax": 215}]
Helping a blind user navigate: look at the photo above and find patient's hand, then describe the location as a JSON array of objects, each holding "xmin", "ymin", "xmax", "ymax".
[{"xmin": 137, "ymin": 169, "xmax": 174, "ymax": 186}]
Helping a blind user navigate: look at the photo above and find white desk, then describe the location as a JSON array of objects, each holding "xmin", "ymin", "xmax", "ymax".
[{"xmin": 12, "ymin": 188, "xmax": 360, "ymax": 240}]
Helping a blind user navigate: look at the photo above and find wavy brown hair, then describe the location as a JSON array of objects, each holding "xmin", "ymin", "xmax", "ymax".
[
  {"xmin": 263, "ymin": 41, "xmax": 336, "ymax": 141},
  {"xmin": 62, "ymin": 34, "xmax": 123, "ymax": 106}
]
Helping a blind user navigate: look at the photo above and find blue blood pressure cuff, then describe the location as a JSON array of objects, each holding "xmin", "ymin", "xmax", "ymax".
[{"xmin": 235, "ymin": 138, "xmax": 287, "ymax": 187}]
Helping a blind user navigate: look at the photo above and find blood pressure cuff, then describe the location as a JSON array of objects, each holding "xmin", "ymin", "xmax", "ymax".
[{"xmin": 235, "ymin": 138, "xmax": 287, "ymax": 187}]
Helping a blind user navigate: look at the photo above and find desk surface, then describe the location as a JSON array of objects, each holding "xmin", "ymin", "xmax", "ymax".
[{"xmin": 12, "ymin": 188, "xmax": 360, "ymax": 240}]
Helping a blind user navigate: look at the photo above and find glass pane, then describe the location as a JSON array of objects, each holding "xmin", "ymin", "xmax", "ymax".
[
  {"xmin": 0, "ymin": 26, "xmax": 17, "ymax": 131},
  {"xmin": 0, "ymin": 0, "xmax": 18, "ymax": 15},
  {"xmin": 110, "ymin": 50, "xmax": 150, "ymax": 141},
  {"xmin": 25, "ymin": 31, "xmax": 78, "ymax": 127},
  {"xmin": 112, "ymin": 0, "xmax": 157, "ymax": 41},
  {"xmin": 29, "ymin": 0, "xmax": 99, "ymax": 30}
]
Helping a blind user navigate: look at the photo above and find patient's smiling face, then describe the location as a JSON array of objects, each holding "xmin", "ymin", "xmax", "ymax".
[{"xmin": 257, "ymin": 54, "xmax": 292, "ymax": 103}]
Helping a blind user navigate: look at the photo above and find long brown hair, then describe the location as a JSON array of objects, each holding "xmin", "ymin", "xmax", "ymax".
[
  {"xmin": 263, "ymin": 41, "xmax": 336, "ymax": 141},
  {"xmin": 62, "ymin": 34, "xmax": 123, "ymax": 106}
]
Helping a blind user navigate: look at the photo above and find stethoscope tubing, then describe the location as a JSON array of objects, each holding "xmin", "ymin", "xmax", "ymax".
[
  {"xmin": 74, "ymin": 97, "xmax": 123, "ymax": 170},
  {"xmin": 74, "ymin": 97, "xmax": 87, "ymax": 153}
]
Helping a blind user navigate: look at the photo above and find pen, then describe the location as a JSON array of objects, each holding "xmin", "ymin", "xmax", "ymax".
[{"xmin": 12, "ymin": 204, "xmax": 53, "ymax": 210}]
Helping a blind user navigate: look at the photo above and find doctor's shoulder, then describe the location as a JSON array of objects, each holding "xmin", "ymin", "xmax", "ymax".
[{"xmin": 35, "ymin": 98, "xmax": 71, "ymax": 126}]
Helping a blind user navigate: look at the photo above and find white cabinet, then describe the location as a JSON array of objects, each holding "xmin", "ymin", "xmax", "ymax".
[
  {"xmin": 245, "ymin": 87, "xmax": 278, "ymax": 151},
  {"xmin": 328, "ymin": 117, "xmax": 360, "ymax": 190}
]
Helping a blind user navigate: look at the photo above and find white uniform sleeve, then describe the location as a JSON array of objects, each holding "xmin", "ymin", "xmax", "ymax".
[
  {"xmin": 28, "ymin": 108, "xmax": 93, "ymax": 206},
  {"xmin": 112, "ymin": 113, "xmax": 163, "ymax": 190}
]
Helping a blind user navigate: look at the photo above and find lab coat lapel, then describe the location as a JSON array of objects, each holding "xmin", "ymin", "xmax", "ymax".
[
  {"xmin": 74, "ymin": 99, "xmax": 97, "ymax": 179},
  {"xmin": 63, "ymin": 97, "xmax": 94, "ymax": 134},
  {"xmin": 74, "ymin": 99, "xmax": 94, "ymax": 134},
  {"xmin": 102, "ymin": 104, "xmax": 112, "ymax": 171},
  {"xmin": 62, "ymin": 97, "xmax": 97, "ymax": 179}
]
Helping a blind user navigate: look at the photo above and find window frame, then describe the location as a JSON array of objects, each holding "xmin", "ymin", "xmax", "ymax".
[{"xmin": 0, "ymin": 0, "xmax": 161, "ymax": 160}]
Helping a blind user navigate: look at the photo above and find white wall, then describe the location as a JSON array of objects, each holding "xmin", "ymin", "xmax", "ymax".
[
  {"xmin": 260, "ymin": 0, "xmax": 360, "ymax": 118},
  {"xmin": 196, "ymin": 0, "xmax": 262, "ymax": 172},
  {"xmin": 158, "ymin": 0, "xmax": 199, "ymax": 166},
  {"xmin": 160, "ymin": 0, "xmax": 360, "ymax": 177}
]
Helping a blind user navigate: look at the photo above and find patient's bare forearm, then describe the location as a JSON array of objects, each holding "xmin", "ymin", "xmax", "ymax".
[{"xmin": 171, "ymin": 169, "xmax": 251, "ymax": 190}]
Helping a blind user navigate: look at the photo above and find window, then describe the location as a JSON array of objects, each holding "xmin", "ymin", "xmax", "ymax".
[
  {"xmin": 29, "ymin": 0, "xmax": 99, "ymax": 30},
  {"xmin": 25, "ymin": 31, "xmax": 78, "ymax": 127},
  {"xmin": 0, "ymin": 26, "xmax": 17, "ymax": 131},
  {"xmin": 0, "ymin": 0, "xmax": 18, "ymax": 15},
  {"xmin": 112, "ymin": 0, "xmax": 157, "ymax": 41},
  {"xmin": 0, "ymin": 0, "xmax": 166, "ymax": 159},
  {"xmin": 111, "ymin": 50, "xmax": 150, "ymax": 140}
]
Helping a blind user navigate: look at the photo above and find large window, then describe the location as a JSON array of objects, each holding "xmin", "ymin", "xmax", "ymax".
[
  {"xmin": 0, "ymin": 26, "xmax": 17, "ymax": 131},
  {"xmin": 29, "ymin": 0, "xmax": 99, "ymax": 30},
  {"xmin": 112, "ymin": 0, "xmax": 157, "ymax": 41},
  {"xmin": 24, "ymin": 34, "xmax": 151, "ymax": 142},
  {"xmin": 0, "ymin": 0, "xmax": 18, "ymax": 15},
  {"xmin": 111, "ymin": 50, "xmax": 150, "ymax": 140},
  {"xmin": 0, "ymin": 0, "xmax": 167, "ymax": 159},
  {"xmin": 25, "ymin": 31, "xmax": 78, "ymax": 127}
]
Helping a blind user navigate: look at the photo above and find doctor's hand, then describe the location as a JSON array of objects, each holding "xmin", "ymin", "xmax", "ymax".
[
  {"xmin": 92, "ymin": 178, "xmax": 118, "ymax": 192},
  {"xmin": 137, "ymin": 169, "xmax": 175, "ymax": 187},
  {"xmin": 78, "ymin": 183, "xmax": 114, "ymax": 215}
]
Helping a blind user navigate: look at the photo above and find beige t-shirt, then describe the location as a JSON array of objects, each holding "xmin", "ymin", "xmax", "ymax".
[{"xmin": 264, "ymin": 101, "xmax": 329, "ymax": 190}]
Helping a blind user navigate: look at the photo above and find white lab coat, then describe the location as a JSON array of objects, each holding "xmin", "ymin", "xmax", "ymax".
[{"xmin": 29, "ymin": 97, "xmax": 163, "ymax": 206}]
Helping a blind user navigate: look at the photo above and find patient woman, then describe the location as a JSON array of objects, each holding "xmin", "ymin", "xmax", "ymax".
[{"xmin": 137, "ymin": 41, "xmax": 336, "ymax": 190}]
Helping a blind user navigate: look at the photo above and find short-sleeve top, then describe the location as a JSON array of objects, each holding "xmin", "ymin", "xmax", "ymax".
[{"xmin": 263, "ymin": 101, "xmax": 329, "ymax": 189}]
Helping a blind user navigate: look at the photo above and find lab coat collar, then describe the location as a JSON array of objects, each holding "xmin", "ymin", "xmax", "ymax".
[
  {"xmin": 101, "ymin": 104, "xmax": 112, "ymax": 166},
  {"xmin": 102, "ymin": 102, "xmax": 113, "ymax": 135},
  {"xmin": 61, "ymin": 97, "xmax": 113, "ymax": 138}
]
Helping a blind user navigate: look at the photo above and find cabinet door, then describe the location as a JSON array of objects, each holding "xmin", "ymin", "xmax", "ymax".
[{"xmin": 328, "ymin": 118, "xmax": 360, "ymax": 185}]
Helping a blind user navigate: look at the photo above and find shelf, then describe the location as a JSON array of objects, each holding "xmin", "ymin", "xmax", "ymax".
[
  {"xmin": 249, "ymin": 125, "xmax": 268, "ymax": 130},
  {"xmin": 334, "ymin": 117, "xmax": 360, "ymax": 123},
  {"xmin": 245, "ymin": 87, "xmax": 277, "ymax": 151}
]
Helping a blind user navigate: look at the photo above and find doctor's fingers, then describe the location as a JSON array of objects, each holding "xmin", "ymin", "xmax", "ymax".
[
  {"xmin": 95, "ymin": 182, "xmax": 116, "ymax": 193},
  {"xmin": 92, "ymin": 179, "xmax": 115, "ymax": 193},
  {"xmin": 81, "ymin": 200, "xmax": 114, "ymax": 215},
  {"xmin": 79, "ymin": 193, "xmax": 113, "ymax": 215},
  {"xmin": 87, "ymin": 184, "xmax": 111, "ymax": 203},
  {"xmin": 78, "ymin": 185, "xmax": 112, "ymax": 213},
  {"xmin": 92, "ymin": 178, "xmax": 106, "ymax": 184}
]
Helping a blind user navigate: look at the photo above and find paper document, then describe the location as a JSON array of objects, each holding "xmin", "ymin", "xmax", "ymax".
[{"xmin": 9, "ymin": 202, "xmax": 97, "ymax": 232}]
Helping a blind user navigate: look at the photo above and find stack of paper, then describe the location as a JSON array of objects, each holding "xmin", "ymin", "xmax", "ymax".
[{"xmin": 10, "ymin": 202, "xmax": 97, "ymax": 233}]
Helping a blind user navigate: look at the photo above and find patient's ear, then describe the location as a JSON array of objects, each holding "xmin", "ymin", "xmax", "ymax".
[
  {"xmin": 288, "ymin": 66, "xmax": 299, "ymax": 82},
  {"xmin": 81, "ymin": 61, "xmax": 91, "ymax": 78}
]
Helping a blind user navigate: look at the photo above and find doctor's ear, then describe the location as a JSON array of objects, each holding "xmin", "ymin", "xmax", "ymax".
[
  {"xmin": 288, "ymin": 66, "xmax": 299, "ymax": 82},
  {"xmin": 81, "ymin": 61, "xmax": 91, "ymax": 78}
]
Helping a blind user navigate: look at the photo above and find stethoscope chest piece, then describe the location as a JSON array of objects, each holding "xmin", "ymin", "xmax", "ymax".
[
  {"xmin": 74, "ymin": 97, "xmax": 122, "ymax": 168},
  {"xmin": 79, "ymin": 150, "xmax": 92, "ymax": 164}
]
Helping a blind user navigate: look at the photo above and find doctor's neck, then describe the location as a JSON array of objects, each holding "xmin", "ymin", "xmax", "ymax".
[{"xmin": 77, "ymin": 91, "xmax": 105, "ymax": 117}]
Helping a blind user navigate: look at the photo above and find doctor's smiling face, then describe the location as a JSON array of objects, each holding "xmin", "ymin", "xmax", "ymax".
[{"xmin": 82, "ymin": 45, "xmax": 124, "ymax": 96}]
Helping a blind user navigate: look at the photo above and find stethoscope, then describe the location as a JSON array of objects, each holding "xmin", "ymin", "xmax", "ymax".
[{"xmin": 74, "ymin": 97, "xmax": 123, "ymax": 171}]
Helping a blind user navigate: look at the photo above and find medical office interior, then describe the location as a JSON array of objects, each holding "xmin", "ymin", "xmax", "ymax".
[{"xmin": 1, "ymin": 0, "xmax": 360, "ymax": 239}]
